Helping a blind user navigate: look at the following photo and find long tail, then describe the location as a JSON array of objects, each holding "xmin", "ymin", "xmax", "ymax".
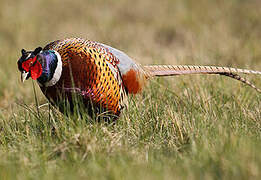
[{"xmin": 143, "ymin": 65, "xmax": 261, "ymax": 93}]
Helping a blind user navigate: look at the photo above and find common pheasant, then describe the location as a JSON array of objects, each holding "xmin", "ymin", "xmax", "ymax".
[{"xmin": 17, "ymin": 38, "xmax": 261, "ymax": 120}]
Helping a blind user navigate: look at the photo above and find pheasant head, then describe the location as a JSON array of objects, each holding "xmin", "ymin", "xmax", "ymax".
[{"xmin": 17, "ymin": 47, "xmax": 62, "ymax": 87}]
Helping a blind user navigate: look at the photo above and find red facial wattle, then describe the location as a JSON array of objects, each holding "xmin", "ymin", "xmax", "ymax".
[{"xmin": 21, "ymin": 56, "xmax": 43, "ymax": 80}]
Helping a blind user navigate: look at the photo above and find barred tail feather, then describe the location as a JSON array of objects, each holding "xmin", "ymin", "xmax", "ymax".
[
  {"xmin": 220, "ymin": 72, "xmax": 261, "ymax": 93},
  {"xmin": 144, "ymin": 65, "xmax": 261, "ymax": 93},
  {"xmin": 144, "ymin": 65, "xmax": 261, "ymax": 76}
]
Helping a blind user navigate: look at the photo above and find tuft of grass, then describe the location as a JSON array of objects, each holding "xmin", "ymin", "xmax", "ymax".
[{"xmin": 1, "ymin": 0, "xmax": 261, "ymax": 179}]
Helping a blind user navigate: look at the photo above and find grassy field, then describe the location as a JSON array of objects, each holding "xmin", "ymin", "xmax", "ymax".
[{"xmin": 1, "ymin": 0, "xmax": 261, "ymax": 179}]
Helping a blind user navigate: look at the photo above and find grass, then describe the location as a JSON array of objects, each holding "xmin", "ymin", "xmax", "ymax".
[{"xmin": 1, "ymin": 0, "xmax": 261, "ymax": 179}]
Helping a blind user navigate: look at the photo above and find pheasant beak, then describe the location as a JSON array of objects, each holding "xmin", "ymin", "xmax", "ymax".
[{"xmin": 21, "ymin": 71, "xmax": 29, "ymax": 83}]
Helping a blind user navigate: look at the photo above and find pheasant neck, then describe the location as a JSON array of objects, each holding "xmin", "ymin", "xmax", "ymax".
[{"xmin": 37, "ymin": 50, "xmax": 62, "ymax": 87}]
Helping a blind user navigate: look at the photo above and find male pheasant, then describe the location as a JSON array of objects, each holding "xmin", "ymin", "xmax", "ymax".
[{"xmin": 17, "ymin": 38, "xmax": 261, "ymax": 120}]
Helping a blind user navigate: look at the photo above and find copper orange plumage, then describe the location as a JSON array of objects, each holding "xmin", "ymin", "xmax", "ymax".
[{"xmin": 17, "ymin": 37, "xmax": 261, "ymax": 120}]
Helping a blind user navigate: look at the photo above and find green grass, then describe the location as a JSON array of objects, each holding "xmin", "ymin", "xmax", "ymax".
[{"xmin": 1, "ymin": 0, "xmax": 261, "ymax": 179}]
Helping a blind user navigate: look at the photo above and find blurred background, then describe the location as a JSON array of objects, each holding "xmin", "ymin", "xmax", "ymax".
[{"xmin": 0, "ymin": 0, "xmax": 261, "ymax": 107}]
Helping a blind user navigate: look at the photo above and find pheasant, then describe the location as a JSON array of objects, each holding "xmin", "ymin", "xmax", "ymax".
[{"xmin": 17, "ymin": 37, "xmax": 261, "ymax": 120}]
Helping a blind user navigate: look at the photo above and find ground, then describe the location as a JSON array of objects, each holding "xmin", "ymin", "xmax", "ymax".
[{"xmin": 0, "ymin": 0, "xmax": 261, "ymax": 179}]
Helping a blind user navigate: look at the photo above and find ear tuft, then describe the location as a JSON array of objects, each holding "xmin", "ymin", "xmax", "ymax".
[
  {"xmin": 33, "ymin": 47, "xmax": 42, "ymax": 55},
  {"xmin": 21, "ymin": 49, "xmax": 26, "ymax": 55}
]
